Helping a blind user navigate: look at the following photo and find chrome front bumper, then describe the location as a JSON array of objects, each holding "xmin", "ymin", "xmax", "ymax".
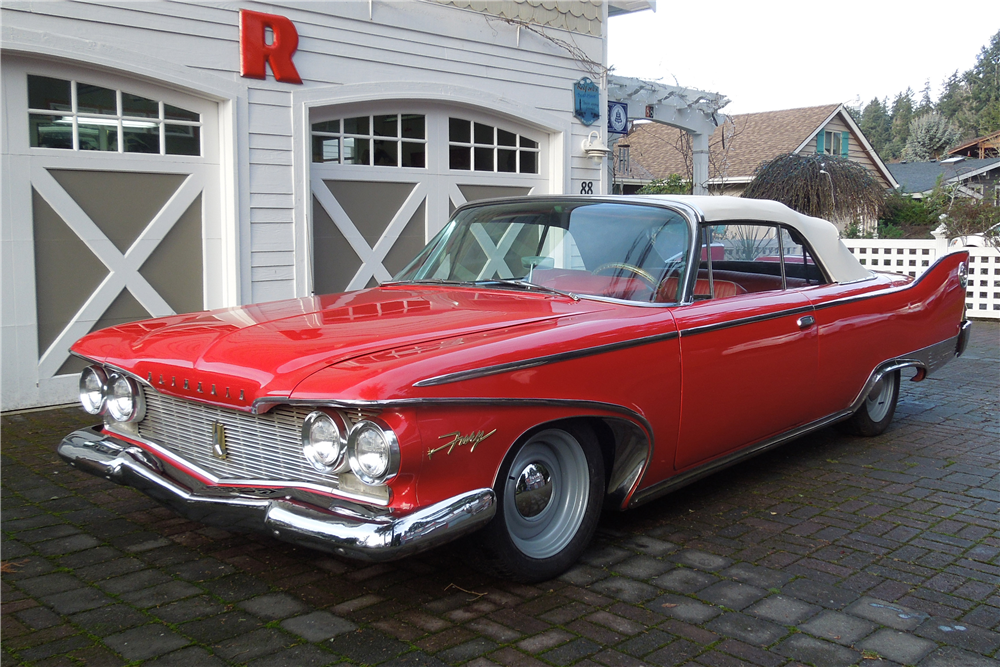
[{"xmin": 58, "ymin": 427, "xmax": 496, "ymax": 562}]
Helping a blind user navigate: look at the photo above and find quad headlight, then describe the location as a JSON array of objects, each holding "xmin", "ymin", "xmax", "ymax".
[
  {"xmin": 348, "ymin": 418, "xmax": 400, "ymax": 485},
  {"xmin": 301, "ymin": 411, "xmax": 348, "ymax": 473},
  {"xmin": 105, "ymin": 373, "xmax": 145, "ymax": 423},
  {"xmin": 79, "ymin": 365, "xmax": 108, "ymax": 415}
]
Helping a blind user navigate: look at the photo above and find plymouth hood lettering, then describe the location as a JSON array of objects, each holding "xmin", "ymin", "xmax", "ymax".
[{"xmin": 72, "ymin": 287, "xmax": 605, "ymax": 408}]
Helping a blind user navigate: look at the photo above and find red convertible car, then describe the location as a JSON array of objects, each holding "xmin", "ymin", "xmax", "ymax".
[{"xmin": 59, "ymin": 196, "xmax": 971, "ymax": 582}]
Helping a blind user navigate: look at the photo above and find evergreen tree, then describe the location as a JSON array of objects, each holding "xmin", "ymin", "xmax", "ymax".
[
  {"xmin": 860, "ymin": 98, "xmax": 892, "ymax": 156},
  {"xmin": 965, "ymin": 30, "xmax": 1000, "ymax": 134},
  {"xmin": 887, "ymin": 89, "xmax": 915, "ymax": 160},
  {"xmin": 917, "ymin": 80, "xmax": 934, "ymax": 114},
  {"xmin": 901, "ymin": 113, "xmax": 962, "ymax": 161}
]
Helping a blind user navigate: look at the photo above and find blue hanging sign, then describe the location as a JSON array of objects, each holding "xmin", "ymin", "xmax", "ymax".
[
  {"xmin": 608, "ymin": 101, "xmax": 628, "ymax": 134},
  {"xmin": 573, "ymin": 77, "xmax": 600, "ymax": 126}
]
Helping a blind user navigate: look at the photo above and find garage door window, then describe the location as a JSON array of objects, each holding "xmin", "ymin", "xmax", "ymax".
[
  {"xmin": 27, "ymin": 75, "xmax": 201, "ymax": 155},
  {"xmin": 312, "ymin": 114, "xmax": 426, "ymax": 167},
  {"xmin": 448, "ymin": 118, "xmax": 539, "ymax": 174}
]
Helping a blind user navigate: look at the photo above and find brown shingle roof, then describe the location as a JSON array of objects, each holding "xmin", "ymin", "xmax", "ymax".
[{"xmin": 618, "ymin": 104, "xmax": 840, "ymax": 182}]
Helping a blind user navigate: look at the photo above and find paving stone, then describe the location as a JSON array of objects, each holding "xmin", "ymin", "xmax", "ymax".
[
  {"xmin": 70, "ymin": 604, "xmax": 148, "ymax": 636},
  {"xmin": 581, "ymin": 544, "xmax": 633, "ymax": 568},
  {"xmin": 166, "ymin": 557, "xmax": 236, "ymax": 582},
  {"xmin": 919, "ymin": 646, "xmax": 1000, "ymax": 667},
  {"xmin": 436, "ymin": 637, "xmax": 498, "ymax": 663},
  {"xmin": 648, "ymin": 594, "xmax": 721, "ymax": 624},
  {"xmin": 844, "ymin": 596, "xmax": 928, "ymax": 631},
  {"xmin": 589, "ymin": 577, "xmax": 660, "ymax": 603},
  {"xmin": 179, "ymin": 610, "xmax": 263, "ymax": 643},
  {"xmin": 781, "ymin": 578, "xmax": 857, "ymax": 610},
  {"xmin": 0, "ymin": 556, "xmax": 56, "ymax": 581},
  {"xmin": 705, "ymin": 612, "xmax": 787, "ymax": 647},
  {"xmin": 618, "ymin": 536, "xmax": 678, "ymax": 557},
  {"xmin": 201, "ymin": 573, "xmax": 271, "ymax": 602},
  {"xmin": 541, "ymin": 638, "xmax": 601, "ymax": 666},
  {"xmin": 240, "ymin": 592, "xmax": 309, "ymax": 620},
  {"xmin": 40, "ymin": 587, "xmax": 112, "ymax": 615},
  {"xmin": 148, "ymin": 595, "xmax": 226, "ymax": 624},
  {"xmin": 617, "ymin": 629, "xmax": 674, "ymax": 657},
  {"xmin": 517, "ymin": 629, "xmax": 575, "ymax": 653},
  {"xmin": 721, "ymin": 563, "xmax": 794, "ymax": 589},
  {"xmin": 558, "ymin": 564, "xmax": 609, "ymax": 586},
  {"xmin": 671, "ymin": 550, "xmax": 730, "ymax": 571},
  {"xmin": 13, "ymin": 606, "xmax": 62, "ymax": 631},
  {"xmin": 328, "ymin": 628, "xmax": 409, "ymax": 664},
  {"xmin": 98, "ymin": 568, "xmax": 173, "ymax": 594},
  {"xmin": 380, "ymin": 651, "xmax": 450, "ymax": 667},
  {"xmin": 645, "ymin": 637, "xmax": 703, "ymax": 666},
  {"xmin": 914, "ymin": 617, "xmax": 1000, "ymax": 654},
  {"xmin": 143, "ymin": 646, "xmax": 228, "ymax": 667},
  {"xmin": 118, "ymin": 580, "xmax": 202, "ymax": 608},
  {"xmin": 17, "ymin": 573, "xmax": 85, "ymax": 597},
  {"xmin": 857, "ymin": 628, "xmax": 936, "ymax": 664},
  {"xmin": 34, "ymin": 534, "xmax": 102, "ymax": 555},
  {"xmin": 212, "ymin": 627, "xmax": 292, "ymax": 662},
  {"xmin": 798, "ymin": 609, "xmax": 878, "ymax": 645},
  {"xmin": 696, "ymin": 581, "xmax": 767, "ymax": 611},
  {"xmin": 103, "ymin": 624, "xmax": 190, "ymax": 661},
  {"xmin": 746, "ymin": 595, "xmax": 820, "ymax": 626},
  {"xmin": 281, "ymin": 611, "xmax": 356, "ymax": 641},
  {"xmin": 16, "ymin": 634, "xmax": 91, "ymax": 663},
  {"xmin": 75, "ymin": 558, "xmax": 146, "ymax": 582},
  {"xmin": 612, "ymin": 556, "xmax": 673, "ymax": 579},
  {"xmin": 247, "ymin": 644, "xmax": 340, "ymax": 667},
  {"xmin": 774, "ymin": 634, "xmax": 862, "ymax": 667},
  {"xmin": 652, "ymin": 568, "xmax": 717, "ymax": 593}
]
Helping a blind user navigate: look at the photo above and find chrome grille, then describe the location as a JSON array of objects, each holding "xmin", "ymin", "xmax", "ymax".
[{"xmin": 136, "ymin": 391, "xmax": 342, "ymax": 486}]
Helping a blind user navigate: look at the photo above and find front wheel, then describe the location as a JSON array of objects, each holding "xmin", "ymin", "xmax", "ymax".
[
  {"xmin": 473, "ymin": 426, "xmax": 604, "ymax": 583},
  {"xmin": 839, "ymin": 369, "xmax": 900, "ymax": 436}
]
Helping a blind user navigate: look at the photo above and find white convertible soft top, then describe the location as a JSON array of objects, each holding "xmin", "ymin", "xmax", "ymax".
[{"xmin": 637, "ymin": 195, "xmax": 873, "ymax": 284}]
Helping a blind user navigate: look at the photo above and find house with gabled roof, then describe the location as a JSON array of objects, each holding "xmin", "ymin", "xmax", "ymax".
[
  {"xmin": 947, "ymin": 130, "xmax": 1000, "ymax": 160},
  {"xmin": 614, "ymin": 103, "xmax": 898, "ymax": 197},
  {"xmin": 888, "ymin": 157, "xmax": 1000, "ymax": 203}
]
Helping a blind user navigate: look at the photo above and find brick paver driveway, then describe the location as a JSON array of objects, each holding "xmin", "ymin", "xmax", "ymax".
[{"xmin": 3, "ymin": 322, "xmax": 997, "ymax": 667}]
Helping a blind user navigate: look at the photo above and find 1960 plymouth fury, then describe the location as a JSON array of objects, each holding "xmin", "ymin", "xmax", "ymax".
[{"xmin": 59, "ymin": 196, "xmax": 972, "ymax": 581}]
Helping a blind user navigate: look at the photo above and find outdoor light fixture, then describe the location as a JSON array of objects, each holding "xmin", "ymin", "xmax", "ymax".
[{"xmin": 582, "ymin": 130, "xmax": 611, "ymax": 162}]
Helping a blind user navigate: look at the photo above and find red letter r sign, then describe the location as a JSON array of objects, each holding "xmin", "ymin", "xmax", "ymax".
[{"xmin": 240, "ymin": 9, "xmax": 302, "ymax": 84}]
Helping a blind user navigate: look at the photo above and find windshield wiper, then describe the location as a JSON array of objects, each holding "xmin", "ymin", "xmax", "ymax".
[
  {"xmin": 381, "ymin": 278, "xmax": 471, "ymax": 286},
  {"xmin": 474, "ymin": 278, "xmax": 580, "ymax": 301}
]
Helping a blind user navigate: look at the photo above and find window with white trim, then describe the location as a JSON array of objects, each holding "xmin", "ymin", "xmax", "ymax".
[
  {"xmin": 27, "ymin": 75, "xmax": 201, "ymax": 155},
  {"xmin": 311, "ymin": 114, "xmax": 426, "ymax": 167},
  {"xmin": 448, "ymin": 118, "xmax": 539, "ymax": 173}
]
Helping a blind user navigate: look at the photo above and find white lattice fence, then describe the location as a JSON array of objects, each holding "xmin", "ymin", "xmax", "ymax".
[{"xmin": 843, "ymin": 237, "xmax": 1000, "ymax": 320}]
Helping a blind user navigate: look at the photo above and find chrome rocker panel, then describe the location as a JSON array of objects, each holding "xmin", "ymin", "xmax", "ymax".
[{"xmin": 58, "ymin": 426, "xmax": 496, "ymax": 562}]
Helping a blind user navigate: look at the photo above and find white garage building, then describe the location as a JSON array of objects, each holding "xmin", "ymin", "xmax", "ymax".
[{"xmin": 1, "ymin": 0, "xmax": 658, "ymax": 410}]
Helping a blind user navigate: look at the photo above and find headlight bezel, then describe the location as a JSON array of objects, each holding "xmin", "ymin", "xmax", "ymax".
[
  {"xmin": 347, "ymin": 418, "xmax": 400, "ymax": 486},
  {"xmin": 301, "ymin": 410, "xmax": 349, "ymax": 473},
  {"xmin": 79, "ymin": 365, "xmax": 109, "ymax": 415},
  {"xmin": 105, "ymin": 372, "xmax": 145, "ymax": 423}
]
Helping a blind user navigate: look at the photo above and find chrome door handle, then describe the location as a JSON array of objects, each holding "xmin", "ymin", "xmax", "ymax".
[{"xmin": 797, "ymin": 315, "xmax": 815, "ymax": 329}]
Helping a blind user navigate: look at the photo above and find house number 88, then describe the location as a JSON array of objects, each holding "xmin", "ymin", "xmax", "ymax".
[{"xmin": 580, "ymin": 181, "xmax": 593, "ymax": 194}]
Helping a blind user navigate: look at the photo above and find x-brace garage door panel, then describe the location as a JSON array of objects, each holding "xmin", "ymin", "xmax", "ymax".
[{"xmin": 309, "ymin": 105, "xmax": 548, "ymax": 296}]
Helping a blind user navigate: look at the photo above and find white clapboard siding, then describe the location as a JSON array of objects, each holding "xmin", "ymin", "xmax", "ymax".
[{"xmin": 3, "ymin": 0, "xmax": 604, "ymax": 303}]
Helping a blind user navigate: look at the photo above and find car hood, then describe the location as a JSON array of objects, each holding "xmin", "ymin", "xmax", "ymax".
[{"xmin": 72, "ymin": 286, "xmax": 608, "ymax": 410}]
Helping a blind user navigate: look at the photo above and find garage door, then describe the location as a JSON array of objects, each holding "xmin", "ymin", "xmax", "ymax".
[
  {"xmin": 1, "ymin": 57, "xmax": 221, "ymax": 409},
  {"xmin": 310, "ymin": 104, "xmax": 548, "ymax": 293}
]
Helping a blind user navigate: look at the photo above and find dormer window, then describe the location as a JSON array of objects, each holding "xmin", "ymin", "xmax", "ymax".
[{"xmin": 817, "ymin": 129, "xmax": 849, "ymax": 158}]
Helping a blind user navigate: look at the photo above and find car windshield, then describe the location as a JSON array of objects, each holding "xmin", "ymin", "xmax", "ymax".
[{"xmin": 393, "ymin": 200, "xmax": 691, "ymax": 303}]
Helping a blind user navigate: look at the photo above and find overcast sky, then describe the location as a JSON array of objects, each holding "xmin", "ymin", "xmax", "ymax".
[{"xmin": 607, "ymin": 1, "xmax": 999, "ymax": 116}]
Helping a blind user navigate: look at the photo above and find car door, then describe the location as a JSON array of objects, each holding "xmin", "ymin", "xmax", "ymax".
[{"xmin": 671, "ymin": 223, "xmax": 820, "ymax": 471}]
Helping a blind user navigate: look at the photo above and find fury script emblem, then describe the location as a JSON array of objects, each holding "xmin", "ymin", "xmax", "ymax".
[
  {"xmin": 427, "ymin": 429, "xmax": 497, "ymax": 460},
  {"xmin": 211, "ymin": 422, "xmax": 228, "ymax": 460}
]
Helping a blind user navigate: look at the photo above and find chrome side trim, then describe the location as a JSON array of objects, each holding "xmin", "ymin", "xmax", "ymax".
[
  {"xmin": 414, "ymin": 331, "xmax": 680, "ymax": 387},
  {"xmin": 630, "ymin": 409, "xmax": 853, "ymax": 508},
  {"xmin": 678, "ymin": 304, "xmax": 815, "ymax": 338},
  {"xmin": 58, "ymin": 427, "xmax": 496, "ymax": 562}
]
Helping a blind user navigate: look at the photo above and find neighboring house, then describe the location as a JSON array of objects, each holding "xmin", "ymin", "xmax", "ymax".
[
  {"xmin": 948, "ymin": 130, "xmax": 1000, "ymax": 159},
  {"xmin": 614, "ymin": 103, "xmax": 898, "ymax": 196},
  {"xmin": 888, "ymin": 157, "xmax": 1000, "ymax": 203}
]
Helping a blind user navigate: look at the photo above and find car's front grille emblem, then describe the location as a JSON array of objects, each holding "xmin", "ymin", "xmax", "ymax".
[{"xmin": 211, "ymin": 422, "xmax": 228, "ymax": 460}]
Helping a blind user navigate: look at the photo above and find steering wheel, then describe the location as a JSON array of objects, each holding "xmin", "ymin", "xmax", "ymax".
[{"xmin": 591, "ymin": 263, "xmax": 657, "ymax": 287}]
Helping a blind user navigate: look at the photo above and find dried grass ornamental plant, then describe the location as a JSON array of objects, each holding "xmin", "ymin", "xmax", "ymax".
[{"xmin": 741, "ymin": 153, "xmax": 886, "ymax": 224}]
